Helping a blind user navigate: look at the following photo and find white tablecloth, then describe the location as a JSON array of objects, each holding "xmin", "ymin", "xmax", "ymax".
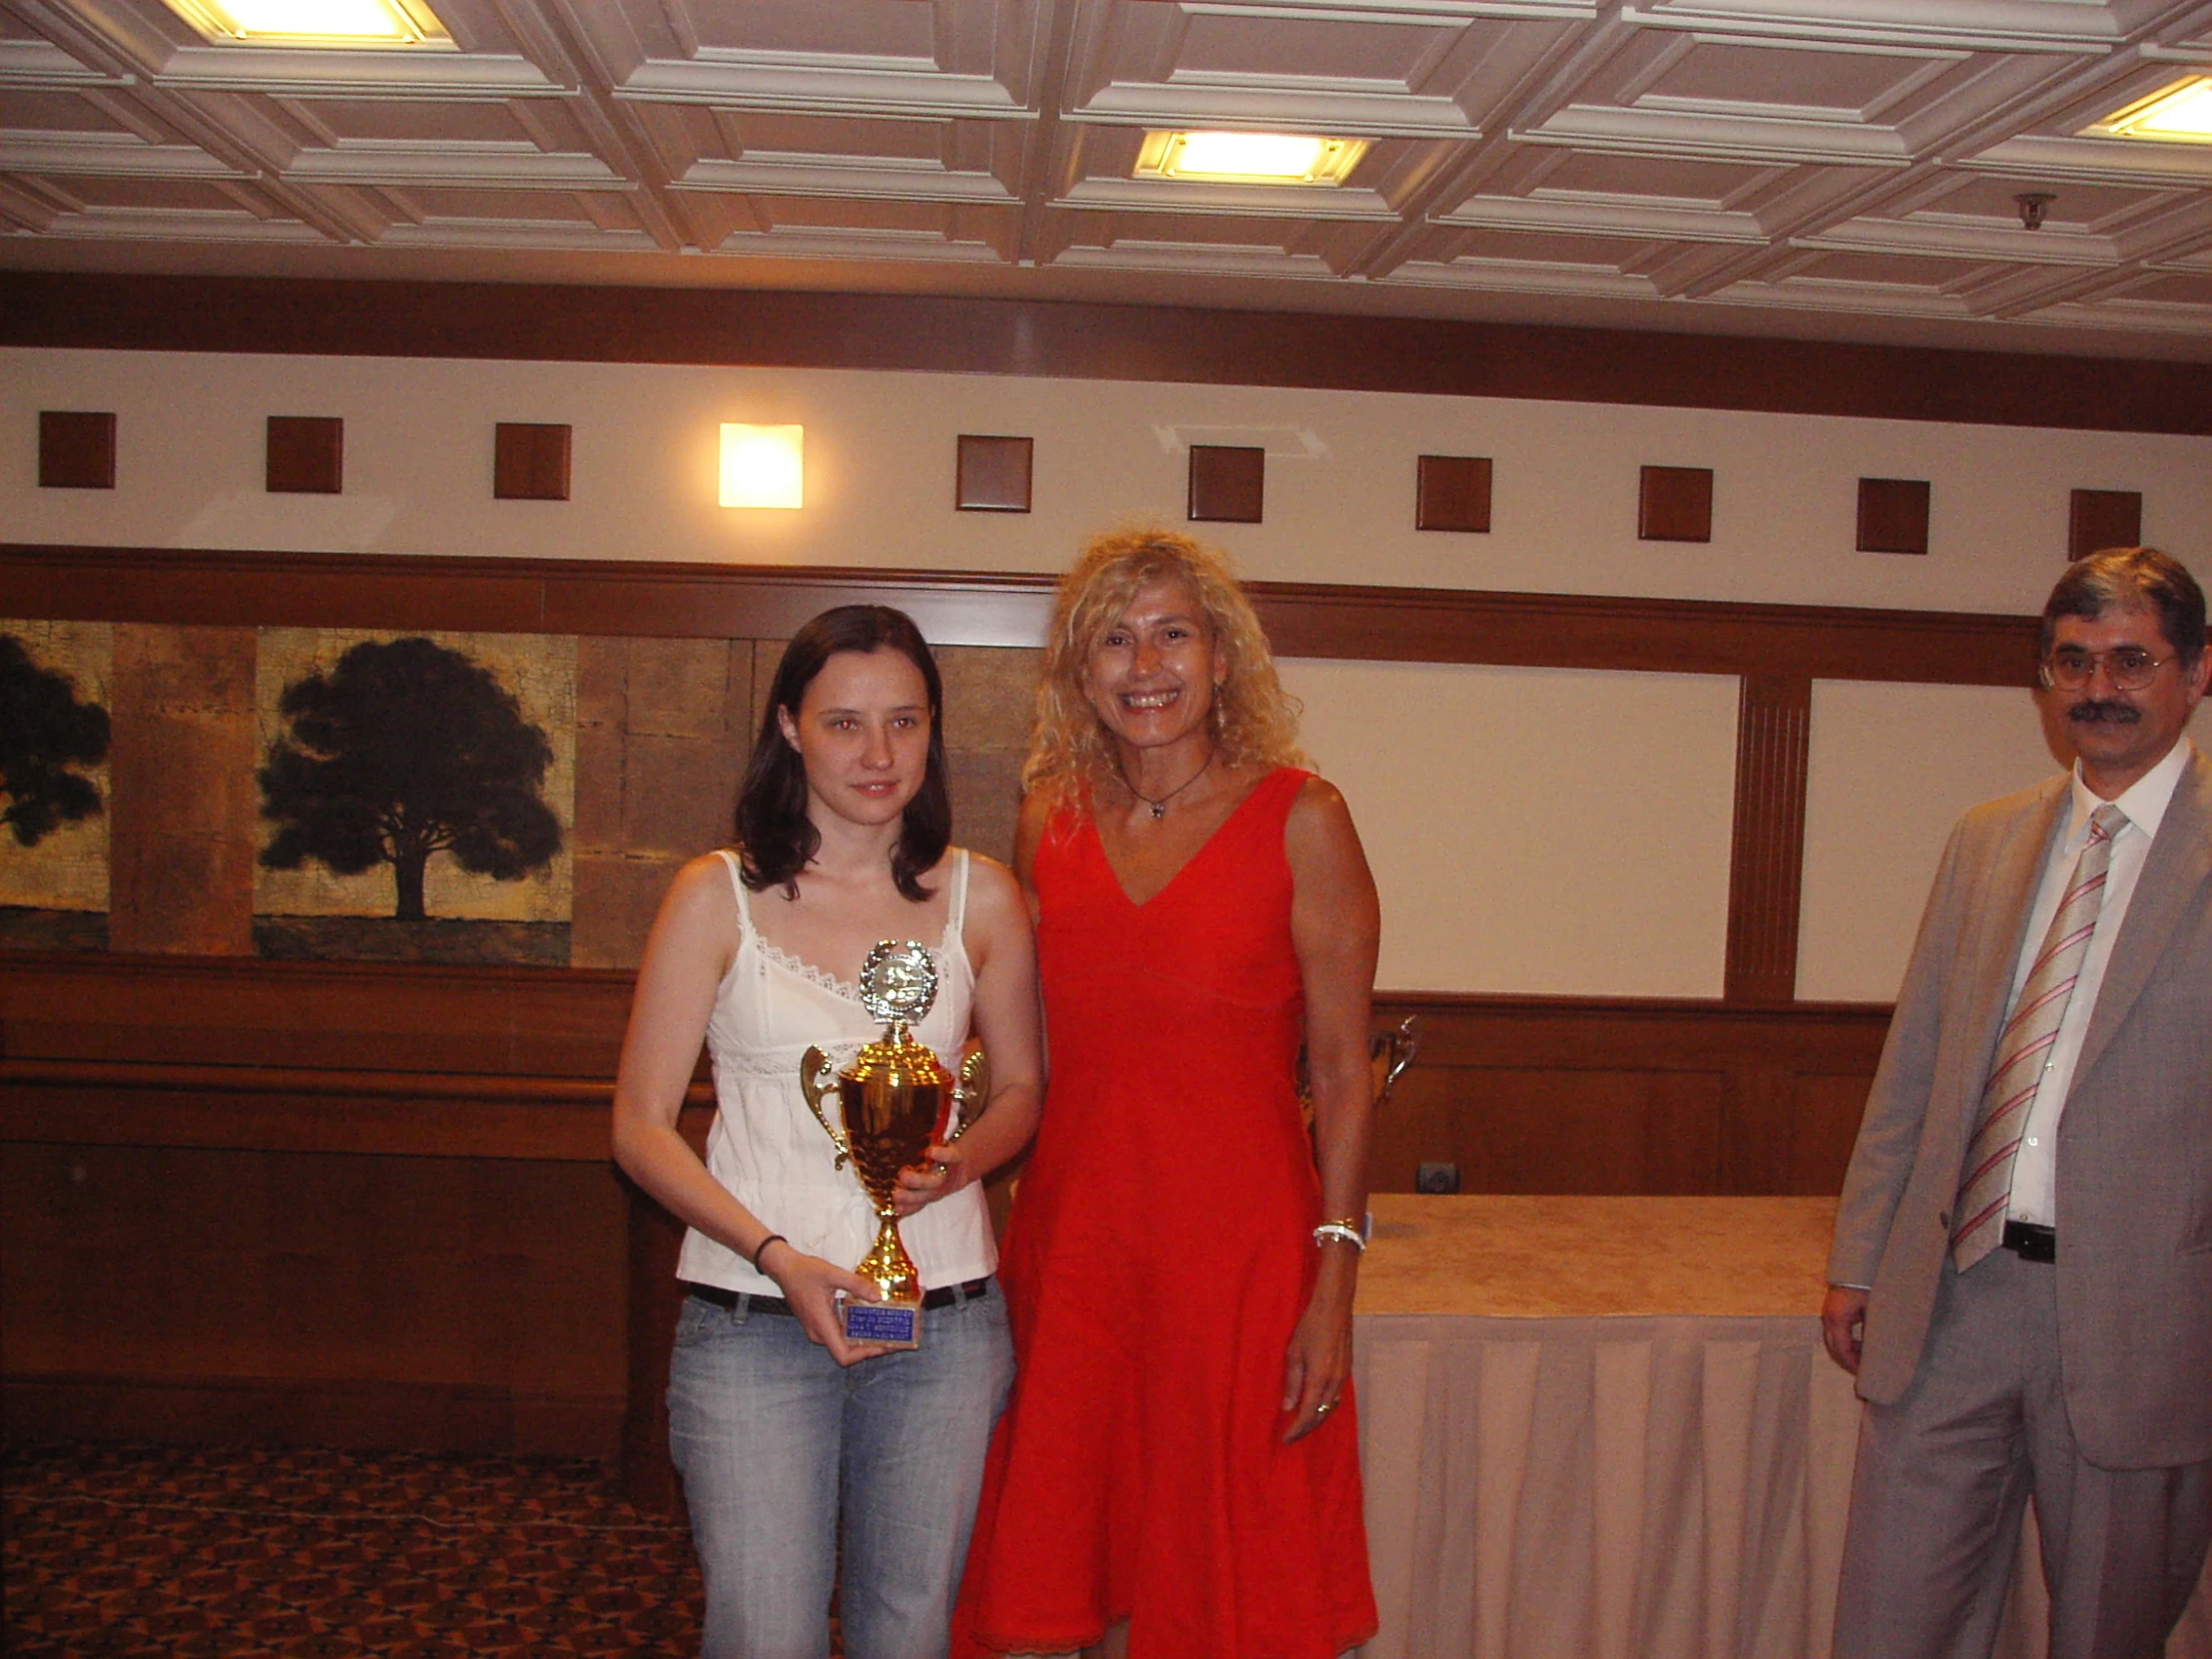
[{"xmin": 1352, "ymin": 1196, "xmax": 2211, "ymax": 1659}]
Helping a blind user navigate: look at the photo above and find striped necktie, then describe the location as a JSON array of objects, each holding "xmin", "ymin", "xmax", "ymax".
[{"xmin": 1950, "ymin": 802, "xmax": 2127, "ymax": 1273}]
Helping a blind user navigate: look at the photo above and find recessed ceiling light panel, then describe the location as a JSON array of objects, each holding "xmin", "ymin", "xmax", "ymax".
[
  {"xmin": 1135, "ymin": 131, "xmax": 1370, "ymax": 186},
  {"xmin": 2081, "ymin": 76, "xmax": 2212, "ymax": 144},
  {"xmin": 164, "ymin": 0, "xmax": 453, "ymax": 48}
]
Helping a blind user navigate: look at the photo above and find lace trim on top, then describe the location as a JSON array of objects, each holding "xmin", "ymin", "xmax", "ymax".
[
  {"xmin": 753, "ymin": 934, "xmax": 869, "ymax": 1003},
  {"xmin": 726, "ymin": 846, "xmax": 969, "ymax": 1008}
]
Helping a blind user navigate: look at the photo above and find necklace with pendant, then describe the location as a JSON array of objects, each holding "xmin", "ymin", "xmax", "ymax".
[{"xmin": 1121, "ymin": 749, "xmax": 1214, "ymax": 820}]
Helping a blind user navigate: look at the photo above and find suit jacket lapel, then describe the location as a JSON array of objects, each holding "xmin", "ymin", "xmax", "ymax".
[
  {"xmin": 1953, "ymin": 779, "xmax": 2070, "ymax": 1108},
  {"xmin": 2075, "ymin": 748, "xmax": 2212, "ymax": 1085}
]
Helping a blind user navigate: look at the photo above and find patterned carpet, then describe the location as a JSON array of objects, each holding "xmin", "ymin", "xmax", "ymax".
[{"xmin": 3, "ymin": 1440, "xmax": 711, "ymax": 1656}]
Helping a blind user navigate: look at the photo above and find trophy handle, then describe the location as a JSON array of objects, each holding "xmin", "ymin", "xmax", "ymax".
[
  {"xmin": 800, "ymin": 1045, "xmax": 850, "ymax": 1170},
  {"xmin": 1375, "ymin": 1015, "xmax": 1421, "ymax": 1107},
  {"xmin": 948, "ymin": 1049, "xmax": 989, "ymax": 1142}
]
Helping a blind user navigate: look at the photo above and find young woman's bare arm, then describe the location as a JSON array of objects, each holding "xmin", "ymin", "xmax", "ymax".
[
  {"xmin": 610, "ymin": 854, "xmax": 888, "ymax": 1365},
  {"xmin": 896, "ymin": 852, "xmax": 1044, "ymax": 1212}
]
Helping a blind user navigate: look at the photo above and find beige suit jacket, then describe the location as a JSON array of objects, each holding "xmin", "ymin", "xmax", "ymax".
[{"xmin": 1828, "ymin": 744, "xmax": 2212, "ymax": 1470}]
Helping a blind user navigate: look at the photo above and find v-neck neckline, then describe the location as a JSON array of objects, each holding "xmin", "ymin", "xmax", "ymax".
[{"xmin": 1090, "ymin": 769, "xmax": 1284, "ymax": 910}]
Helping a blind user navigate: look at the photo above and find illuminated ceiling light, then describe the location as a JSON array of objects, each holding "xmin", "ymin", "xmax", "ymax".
[
  {"xmin": 720, "ymin": 424, "xmax": 805, "ymax": 511},
  {"xmin": 2081, "ymin": 75, "xmax": 2212, "ymax": 143},
  {"xmin": 163, "ymin": 0, "xmax": 453, "ymax": 48},
  {"xmin": 1134, "ymin": 130, "xmax": 1370, "ymax": 186}
]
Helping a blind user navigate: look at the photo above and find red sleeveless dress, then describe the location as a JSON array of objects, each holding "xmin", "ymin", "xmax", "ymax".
[{"xmin": 955, "ymin": 768, "xmax": 1377, "ymax": 1659}]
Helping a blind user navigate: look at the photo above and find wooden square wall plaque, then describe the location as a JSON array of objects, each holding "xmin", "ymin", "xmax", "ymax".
[
  {"xmin": 1638, "ymin": 465, "xmax": 1713, "ymax": 543},
  {"xmin": 1857, "ymin": 477, "xmax": 1931, "ymax": 556},
  {"xmin": 2068, "ymin": 489, "xmax": 2142, "ymax": 561},
  {"xmin": 495, "ymin": 422, "xmax": 572, "ymax": 501},
  {"xmin": 1188, "ymin": 444, "xmax": 1265, "ymax": 524},
  {"xmin": 267, "ymin": 416, "xmax": 343, "ymax": 494},
  {"xmin": 39, "ymin": 410, "xmax": 116, "ymax": 489},
  {"xmin": 1416, "ymin": 455, "xmax": 1491, "ymax": 533},
  {"xmin": 955, "ymin": 434, "xmax": 1033, "ymax": 512}
]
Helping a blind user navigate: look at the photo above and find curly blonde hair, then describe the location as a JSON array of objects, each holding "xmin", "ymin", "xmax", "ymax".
[{"xmin": 1024, "ymin": 526, "xmax": 1305, "ymax": 813}]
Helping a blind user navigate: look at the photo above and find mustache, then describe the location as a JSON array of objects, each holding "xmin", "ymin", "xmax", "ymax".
[{"xmin": 2067, "ymin": 699, "xmax": 2141, "ymax": 726}]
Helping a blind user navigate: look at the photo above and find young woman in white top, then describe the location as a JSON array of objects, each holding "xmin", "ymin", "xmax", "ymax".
[{"xmin": 612, "ymin": 605, "xmax": 1042, "ymax": 1659}]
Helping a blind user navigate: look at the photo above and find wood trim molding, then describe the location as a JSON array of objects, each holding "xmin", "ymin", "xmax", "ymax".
[
  {"xmin": 1, "ymin": 1374, "xmax": 624, "ymax": 1459},
  {"xmin": 1724, "ymin": 675, "xmax": 1814, "ymax": 1003},
  {"xmin": 4, "ymin": 273, "xmax": 2205, "ymax": 436},
  {"xmin": 0, "ymin": 1061, "xmax": 712, "ymax": 1163},
  {"xmin": 2, "ymin": 543, "xmax": 2042, "ymax": 686}
]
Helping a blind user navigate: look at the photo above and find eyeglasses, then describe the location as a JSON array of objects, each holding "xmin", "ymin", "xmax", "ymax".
[{"xmin": 2039, "ymin": 646, "xmax": 2174, "ymax": 693}]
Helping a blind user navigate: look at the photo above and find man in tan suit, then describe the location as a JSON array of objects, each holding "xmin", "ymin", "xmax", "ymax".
[{"xmin": 1824, "ymin": 546, "xmax": 2212, "ymax": 1659}]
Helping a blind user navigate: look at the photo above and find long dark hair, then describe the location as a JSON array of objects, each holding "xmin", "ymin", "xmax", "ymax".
[{"xmin": 735, "ymin": 606, "xmax": 951, "ymax": 901}]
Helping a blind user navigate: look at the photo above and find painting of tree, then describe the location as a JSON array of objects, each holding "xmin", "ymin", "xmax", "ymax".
[
  {"xmin": 259, "ymin": 637, "xmax": 562, "ymax": 920},
  {"xmin": 1, "ymin": 632, "xmax": 111, "ymax": 848}
]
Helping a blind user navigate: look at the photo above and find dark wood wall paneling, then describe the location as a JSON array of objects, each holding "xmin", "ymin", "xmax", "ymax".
[
  {"xmin": 3, "ymin": 951, "xmax": 1887, "ymax": 1472},
  {"xmin": 2, "ymin": 543, "xmax": 2044, "ymax": 683},
  {"xmin": 265, "ymin": 416, "xmax": 343, "ymax": 495},
  {"xmin": 5, "ymin": 273, "xmax": 2206, "ymax": 436},
  {"xmin": 1637, "ymin": 466, "xmax": 1715, "ymax": 543},
  {"xmin": 2068, "ymin": 488, "xmax": 2145, "ymax": 561},
  {"xmin": 1, "ymin": 954, "xmax": 703, "ymax": 1459},
  {"xmin": 954, "ymin": 435, "xmax": 1033, "ymax": 513},
  {"xmin": 4, "ymin": 272, "xmax": 2194, "ymax": 1467},
  {"xmin": 1, "ymin": 543, "xmax": 1986, "ymax": 1467},
  {"xmin": 1857, "ymin": 477, "xmax": 1933, "ymax": 556},
  {"xmin": 1725, "ymin": 676, "xmax": 1814, "ymax": 1003},
  {"xmin": 37, "ymin": 411, "xmax": 116, "ymax": 489},
  {"xmin": 1415, "ymin": 455, "xmax": 1492, "ymax": 533},
  {"xmin": 1368, "ymin": 993, "xmax": 1889, "ymax": 1199},
  {"xmin": 1188, "ymin": 444, "xmax": 1266, "ymax": 523},
  {"xmin": 494, "ymin": 422, "xmax": 573, "ymax": 502}
]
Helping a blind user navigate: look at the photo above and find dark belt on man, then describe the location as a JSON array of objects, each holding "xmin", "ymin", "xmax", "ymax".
[
  {"xmin": 2002, "ymin": 1220, "xmax": 2057, "ymax": 1263},
  {"xmin": 686, "ymin": 1277, "xmax": 992, "ymax": 1317}
]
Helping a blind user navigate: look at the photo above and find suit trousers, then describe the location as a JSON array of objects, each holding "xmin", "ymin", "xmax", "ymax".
[{"xmin": 1834, "ymin": 1247, "xmax": 2212, "ymax": 1659}]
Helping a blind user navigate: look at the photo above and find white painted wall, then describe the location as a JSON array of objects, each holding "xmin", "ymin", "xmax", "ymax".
[
  {"xmin": 7, "ymin": 347, "xmax": 2207, "ymax": 615},
  {"xmin": 1282, "ymin": 660, "xmax": 1739, "ymax": 997},
  {"xmin": 1798, "ymin": 683, "xmax": 2212, "ymax": 1003}
]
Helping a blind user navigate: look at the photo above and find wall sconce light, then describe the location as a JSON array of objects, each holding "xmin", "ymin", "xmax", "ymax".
[{"xmin": 720, "ymin": 424, "xmax": 805, "ymax": 510}]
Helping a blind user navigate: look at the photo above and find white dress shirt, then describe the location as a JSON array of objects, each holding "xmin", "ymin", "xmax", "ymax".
[{"xmin": 2003, "ymin": 737, "xmax": 2196, "ymax": 1229}]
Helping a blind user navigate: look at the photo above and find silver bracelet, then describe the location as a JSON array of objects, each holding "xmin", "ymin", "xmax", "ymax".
[{"xmin": 1312, "ymin": 1221, "xmax": 1367, "ymax": 1254}]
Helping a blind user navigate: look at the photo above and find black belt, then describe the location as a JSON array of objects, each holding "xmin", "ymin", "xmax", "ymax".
[
  {"xmin": 2002, "ymin": 1220, "xmax": 2057, "ymax": 1264},
  {"xmin": 687, "ymin": 1277, "xmax": 992, "ymax": 1317}
]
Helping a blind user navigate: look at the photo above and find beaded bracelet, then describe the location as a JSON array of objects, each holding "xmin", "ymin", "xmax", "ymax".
[{"xmin": 1312, "ymin": 1220, "xmax": 1367, "ymax": 1254}]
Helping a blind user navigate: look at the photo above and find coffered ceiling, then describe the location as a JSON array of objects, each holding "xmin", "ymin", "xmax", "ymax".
[{"xmin": 5, "ymin": 0, "xmax": 2212, "ymax": 358}]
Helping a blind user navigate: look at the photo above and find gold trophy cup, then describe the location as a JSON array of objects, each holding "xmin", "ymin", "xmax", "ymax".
[{"xmin": 800, "ymin": 939, "xmax": 987, "ymax": 1348}]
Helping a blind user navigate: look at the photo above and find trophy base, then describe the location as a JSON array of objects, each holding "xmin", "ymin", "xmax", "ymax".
[{"xmin": 838, "ymin": 1295, "xmax": 922, "ymax": 1349}]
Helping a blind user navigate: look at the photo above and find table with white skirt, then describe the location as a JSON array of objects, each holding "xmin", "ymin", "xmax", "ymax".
[{"xmin": 1351, "ymin": 1195, "xmax": 2212, "ymax": 1659}]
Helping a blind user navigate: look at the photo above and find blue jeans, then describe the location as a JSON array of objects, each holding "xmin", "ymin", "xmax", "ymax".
[{"xmin": 667, "ymin": 1284, "xmax": 1014, "ymax": 1659}]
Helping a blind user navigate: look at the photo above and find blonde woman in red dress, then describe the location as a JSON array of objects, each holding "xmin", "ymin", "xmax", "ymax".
[{"xmin": 955, "ymin": 528, "xmax": 1382, "ymax": 1659}]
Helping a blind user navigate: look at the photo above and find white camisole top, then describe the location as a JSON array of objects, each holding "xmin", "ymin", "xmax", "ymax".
[{"xmin": 675, "ymin": 847, "xmax": 998, "ymax": 1296}]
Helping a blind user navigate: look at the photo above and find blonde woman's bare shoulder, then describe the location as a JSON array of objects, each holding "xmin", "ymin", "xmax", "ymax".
[
  {"xmin": 1284, "ymin": 774, "xmax": 1367, "ymax": 862},
  {"xmin": 1290, "ymin": 771, "xmax": 1354, "ymax": 819}
]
